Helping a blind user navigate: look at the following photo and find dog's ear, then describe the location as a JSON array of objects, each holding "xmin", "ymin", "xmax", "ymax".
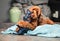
[
  {"xmin": 29, "ymin": 6, "xmax": 42, "ymax": 17},
  {"xmin": 37, "ymin": 8, "xmax": 42, "ymax": 17}
]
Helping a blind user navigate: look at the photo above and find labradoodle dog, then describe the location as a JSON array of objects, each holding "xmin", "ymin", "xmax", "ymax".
[{"xmin": 16, "ymin": 6, "xmax": 54, "ymax": 32}]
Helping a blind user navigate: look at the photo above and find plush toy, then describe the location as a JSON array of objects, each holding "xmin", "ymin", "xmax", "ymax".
[{"xmin": 16, "ymin": 6, "xmax": 54, "ymax": 32}]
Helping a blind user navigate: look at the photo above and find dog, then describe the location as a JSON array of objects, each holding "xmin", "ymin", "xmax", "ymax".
[{"xmin": 16, "ymin": 6, "xmax": 54, "ymax": 32}]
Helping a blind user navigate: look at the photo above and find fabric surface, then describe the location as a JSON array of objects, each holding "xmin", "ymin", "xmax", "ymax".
[
  {"xmin": 1, "ymin": 25, "xmax": 30, "ymax": 35},
  {"xmin": 25, "ymin": 24, "xmax": 60, "ymax": 37},
  {"xmin": 1, "ymin": 24, "xmax": 60, "ymax": 38},
  {"xmin": 1, "ymin": 25, "xmax": 17, "ymax": 34}
]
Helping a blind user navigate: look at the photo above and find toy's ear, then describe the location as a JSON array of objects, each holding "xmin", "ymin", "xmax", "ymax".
[{"xmin": 26, "ymin": 9, "xmax": 32, "ymax": 15}]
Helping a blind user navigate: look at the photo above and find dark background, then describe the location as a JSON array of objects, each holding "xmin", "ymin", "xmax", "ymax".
[
  {"xmin": 0, "ymin": 0, "xmax": 60, "ymax": 22},
  {"xmin": 0, "ymin": 0, "xmax": 10, "ymax": 22}
]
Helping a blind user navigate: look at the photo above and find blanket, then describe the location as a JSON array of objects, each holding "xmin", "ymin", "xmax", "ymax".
[
  {"xmin": 1, "ymin": 24, "xmax": 60, "ymax": 37},
  {"xmin": 1, "ymin": 25, "xmax": 30, "ymax": 35},
  {"xmin": 1, "ymin": 25, "xmax": 17, "ymax": 34},
  {"xmin": 25, "ymin": 24, "xmax": 60, "ymax": 37}
]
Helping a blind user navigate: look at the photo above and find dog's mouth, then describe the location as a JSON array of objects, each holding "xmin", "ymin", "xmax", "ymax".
[{"xmin": 31, "ymin": 14, "xmax": 37, "ymax": 19}]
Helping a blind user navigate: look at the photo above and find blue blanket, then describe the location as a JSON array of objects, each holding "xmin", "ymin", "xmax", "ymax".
[
  {"xmin": 1, "ymin": 25, "xmax": 30, "ymax": 35},
  {"xmin": 1, "ymin": 24, "xmax": 60, "ymax": 37},
  {"xmin": 1, "ymin": 25, "xmax": 17, "ymax": 34},
  {"xmin": 25, "ymin": 24, "xmax": 60, "ymax": 37}
]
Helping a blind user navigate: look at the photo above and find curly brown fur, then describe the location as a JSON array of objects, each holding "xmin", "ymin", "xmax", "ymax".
[{"xmin": 16, "ymin": 6, "xmax": 54, "ymax": 31}]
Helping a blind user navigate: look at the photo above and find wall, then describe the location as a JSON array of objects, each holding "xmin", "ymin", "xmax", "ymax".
[{"xmin": 0, "ymin": 0, "xmax": 10, "ymax": 22}]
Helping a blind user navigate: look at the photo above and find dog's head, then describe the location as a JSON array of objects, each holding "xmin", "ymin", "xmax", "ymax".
[
  {"xmin": 29, "ymin": 6, "xmax": 42, "ymax": 19},
  {"xmin": 23, "ymin": 6, "xmax": 42, "ymax": 22}
]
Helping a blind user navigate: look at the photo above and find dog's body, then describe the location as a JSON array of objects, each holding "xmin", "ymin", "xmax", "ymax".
[{"xmin": 16, "ymin": 6, "xmax": 54, "ymax": 32}]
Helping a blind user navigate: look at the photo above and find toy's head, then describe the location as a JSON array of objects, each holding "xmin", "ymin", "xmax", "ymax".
[{"xmin": 23, "ymin": 9, "xmax": 32, "ymax": 22}]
